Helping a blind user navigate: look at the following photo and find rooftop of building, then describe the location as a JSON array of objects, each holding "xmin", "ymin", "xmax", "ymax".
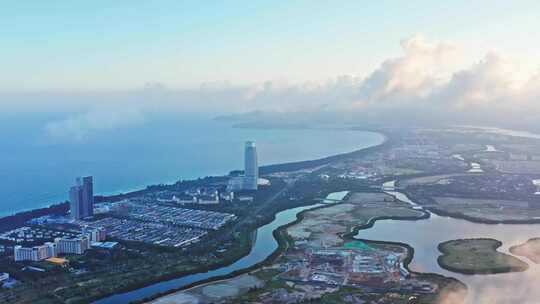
[{"xmin": 45, "ymin": 257, "xmax": 69, "ymax": 265}]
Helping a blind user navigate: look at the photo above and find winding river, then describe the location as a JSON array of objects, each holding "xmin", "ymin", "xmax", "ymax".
[
  {"xmin": 356, "ymin": 182, "xmax": 540, "ymax": 304},
  {"xmin": 94, "ymin": 204, "xmax": 322, "ymax": 304},
  {"xmin": 96, "ymin": 180, "xmax": 540, "ymax": 304}
]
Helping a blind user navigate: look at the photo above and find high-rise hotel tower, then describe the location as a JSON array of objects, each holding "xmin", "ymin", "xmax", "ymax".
[
  {"xmin": 244, "ymin": 141, "xmax": 258, "ymax": 190},
  {"xmin": 70, "ymin": 176, "xmax": 94, "ymax": 220}
]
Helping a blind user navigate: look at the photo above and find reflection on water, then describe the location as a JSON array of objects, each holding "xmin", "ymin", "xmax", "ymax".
[
  {"xmin": 357, "ymin": 189, "xmax": 540, "ymax": 304},
  {"xmin": 323, "ymin": 191, "xmax": 350, "ymax": 203}
]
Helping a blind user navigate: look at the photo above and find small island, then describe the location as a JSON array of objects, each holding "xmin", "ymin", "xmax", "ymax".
[
  {"xmin": 510, "ymin": 238, "xmax": 540, "ymax": 264},
  {"xmin": 438, "ymin": 238, "xmax": 529, "ymax": 275}
]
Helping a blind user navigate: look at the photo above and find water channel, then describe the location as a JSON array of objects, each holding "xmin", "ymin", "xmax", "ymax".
[
  {"xmin": 94, "ymin": 204, "xmax": 322, "ymax": 304},
  {"xmin": 356, "ymin": 181, "xmax": 540, "ymax": 304},
  {"xmin": 97, "ymin": 181, "xmax": 540, "ymax": 304}
]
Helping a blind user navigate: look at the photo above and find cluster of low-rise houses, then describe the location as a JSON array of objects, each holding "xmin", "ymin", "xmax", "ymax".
[
  {"xmin": 88, "ymin": 217, "xmax": 207, "ymax": 247},
  {"xmin": 0, "ymin": 226, "xmax": 78, "ymax": 243},
  {"xmin": 70, "ymin": 196, "xmax": 238, "ymax": 248},
  {"xmin": 141, "ymin": 186, "xmax": 252, "ymax": 206},
  {"xmin": 174, "ymin": 187, "xmax": 228, "ymax": 204},
  {"xmin": 115, "ymin": 201, "xmax": 237, "ymax": 230},
  {"xmin": 150, "ymin": 187, "xmax": 227, "ymax": 205},
  {"xmin": 3, "ymin": 186, "xmax": 239, "ymax": 260}
]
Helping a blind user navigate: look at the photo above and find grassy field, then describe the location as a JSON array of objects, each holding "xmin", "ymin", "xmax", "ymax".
[
  {"xmin": 286, "ymin": 191, "xmax": 425, "ymax": 249},
  {"xmin": 438, "ymin": 238, "xmax": 529, "ymax": 274}
]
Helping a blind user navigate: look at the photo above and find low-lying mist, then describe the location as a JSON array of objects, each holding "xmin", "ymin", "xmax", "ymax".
[{"xmin": 2, "ymin": 35, "xmax": 540, "ymax": 142}]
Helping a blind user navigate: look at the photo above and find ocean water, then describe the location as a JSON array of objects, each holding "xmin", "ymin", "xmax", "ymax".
[{"xmin": 0, "ymin": 119, "xmax": 383, "ymax": 217}]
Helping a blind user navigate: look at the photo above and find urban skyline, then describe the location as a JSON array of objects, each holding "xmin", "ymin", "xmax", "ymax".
[{"xmin": 2, "ymin": 2, "xmax": 540, "ymax": 303}]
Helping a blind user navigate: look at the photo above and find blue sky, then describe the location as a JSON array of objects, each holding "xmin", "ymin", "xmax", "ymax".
[{"xmin": 1, "ymin": 1, "xmax": 540, "ymax": 91}]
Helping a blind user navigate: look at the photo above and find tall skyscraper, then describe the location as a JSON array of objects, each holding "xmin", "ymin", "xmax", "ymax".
[
  {"xmin": 69, "ymin": 183, "xmax": 82, "ymax": 220},
  {"xmin": 244, "ymin": 141, "xmax": 258, "ymax": 190},
  {"xmin": 69, "ymin": 176, "xmax": 94, "ymax": 220},
  {"xmin": 81, "ymin": 176, "xmax": 94, "ymax": 217}
]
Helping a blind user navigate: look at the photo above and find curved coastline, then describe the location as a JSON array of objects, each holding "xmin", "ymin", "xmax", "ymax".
[
  {"xmin": 8, "ymin": 126, "xmax": 540, "ymax": 303},
  {"xmin": 1, "ymin": 129, "xmax": 387, "ymax": 224},
  {"xmin": 90, "ymin": 129, "xmax": 389, "ymax": 303},
  {"xmin": 259, "ymin": 129, "xmax": 389, "ymax": 174},
  {"xmin": 126, "ymin": 134, "xmax": 536, "ymax": 304},
  {"xmin": 0, "ymin": 127, "xmax": 386, "ymax": 219},
  {"xmin": 10, "ymin": 129, "xmax": 492, "ymax": 303}
]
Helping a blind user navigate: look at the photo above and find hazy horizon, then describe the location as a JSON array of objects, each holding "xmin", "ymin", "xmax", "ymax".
[
  {"xmin": 3, "ymin": 3, "xmax": 540, "ymax": 304},
  {"xmin": 3, "ymin": 2, "xmax": 540, "ymax": 142}
]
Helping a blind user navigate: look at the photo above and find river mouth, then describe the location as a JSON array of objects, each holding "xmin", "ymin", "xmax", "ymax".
[{"xmin": 355, "ymin": 189, "xmax": 540, "ymax": 304}]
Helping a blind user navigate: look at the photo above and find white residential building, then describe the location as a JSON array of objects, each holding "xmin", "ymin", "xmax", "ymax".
[
  {"xmin": 14, "ymin": 242, "xmax": 57, "ymax": 262},
  {"xmin": 14, "ymin": 235, "xmax": 91, "ymax": 262},
  {"xmin": 85, "ymin": 227, "xmax": 107, "ymax": 242},
  {"xmin": 55, "ymin": 236, "xmax": 90, "ymax": 255}
]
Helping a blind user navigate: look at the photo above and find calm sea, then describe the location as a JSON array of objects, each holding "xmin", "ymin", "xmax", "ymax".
[{"xmin": 0, "ymin": 119, "xmax": 383, "ymax": 217}]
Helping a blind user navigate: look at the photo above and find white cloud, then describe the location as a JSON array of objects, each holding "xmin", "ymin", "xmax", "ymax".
[
  {"xmin": 435, "ymin": 52, "xmax": 517, "ymax": 108},
  {"xmin": 44, "ymin": 107, "xmax": 145, "ymax": 142},
  {"xmin": 32, "ymin": 34, "xmax": 540, "ymax": 140},
  {"xmin": 356, "ymin": 34, "xmax": 456, "ymax": 105}
]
